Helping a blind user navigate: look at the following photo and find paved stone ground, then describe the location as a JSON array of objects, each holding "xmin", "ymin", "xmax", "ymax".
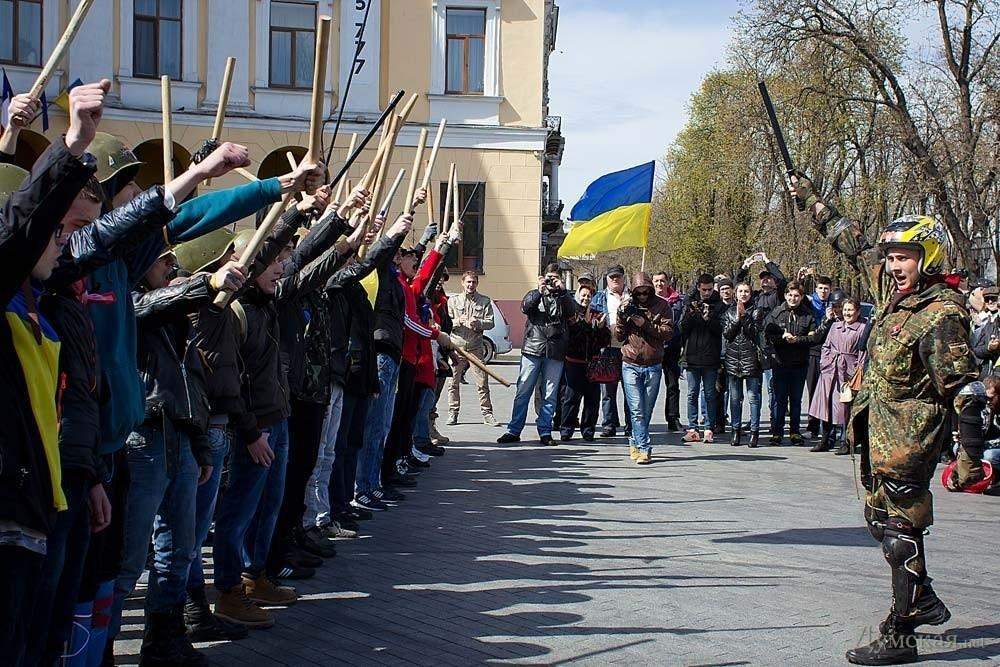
[{"xmin": 117, "ymin": 353, "xmax": 1000, "ymax": 666}]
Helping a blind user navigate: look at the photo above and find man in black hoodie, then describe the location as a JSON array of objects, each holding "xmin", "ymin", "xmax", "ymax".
[{"xmin": 680, "ymin": 274, "xmax": 725, "ymax": 443}]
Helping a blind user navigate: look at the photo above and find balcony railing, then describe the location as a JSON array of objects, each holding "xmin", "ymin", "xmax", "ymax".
[{"xmin": 542, "ymin": 199, "xmax": 564, "ymax": 221}]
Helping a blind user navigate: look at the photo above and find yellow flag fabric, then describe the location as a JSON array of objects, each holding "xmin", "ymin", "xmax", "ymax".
[
  {"xmin": 361, "ymin": 271, "xmax": 378, "ymax": 307},
  {"xmin": 557, "ymin": 202, "xmax": 651, "ymax": 258}
]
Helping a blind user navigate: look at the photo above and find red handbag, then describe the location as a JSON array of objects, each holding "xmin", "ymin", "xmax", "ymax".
[{"xmin": 586, "ymin": 351, "xmax": 621, "ymax": 384}]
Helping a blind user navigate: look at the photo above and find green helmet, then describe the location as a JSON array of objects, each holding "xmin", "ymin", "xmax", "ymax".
[
  {"xmin": 88, "ymin": 132, "xmax": 143, "ymax": 184},
  {"xmin": 232, "ymin": 229, "xmax": 257, "ymax": 258},
  {"xmin": 173, "ymin": 227, "xmax": 236, "ymax": 273},
  {"xmin": 0, "ymin": 163, "xmax": 30, "ymax": 208}
]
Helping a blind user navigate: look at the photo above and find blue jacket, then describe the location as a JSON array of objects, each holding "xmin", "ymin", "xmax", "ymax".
[{"xmin": 91, "ymin": 178, "xmax": 283, "ymax": 454}]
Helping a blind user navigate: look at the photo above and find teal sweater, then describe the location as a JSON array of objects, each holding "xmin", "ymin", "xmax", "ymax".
[{"xmin": 90, "ymin": 178, "xmax": 283, "ymax": 455}]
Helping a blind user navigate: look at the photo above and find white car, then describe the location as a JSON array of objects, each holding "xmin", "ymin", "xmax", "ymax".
[{"xmin": 447, "ymin": 295, "xmax": 512, "ymax": 363}]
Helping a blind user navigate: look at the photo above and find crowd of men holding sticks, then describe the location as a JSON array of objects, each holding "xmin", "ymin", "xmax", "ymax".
[{"xmin": 0, "ymin": 7, "xmax": 509, "ymax": 666}]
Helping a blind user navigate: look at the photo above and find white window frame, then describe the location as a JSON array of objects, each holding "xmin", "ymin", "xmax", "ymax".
[
  {"xmin": 430, "ymin": 0, "xmax": 500, "ymax": 97},
  {"xmin": 117, "ymin": 0, "xmax": 200, "ymax": 110}
]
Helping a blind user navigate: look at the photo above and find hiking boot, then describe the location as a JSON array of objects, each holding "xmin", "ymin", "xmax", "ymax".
[
  {"xmin": 497, "ymin": 432, "xmax": 520, "ymax": 444},
  {"xmin": 845, "ymin": 623, "xmax": 917, "ymax": 665},
  {"xmin": 483, "ymin": 414, "xmax": 501, "ymax": 427},
  {"xmin": 214, "ymin": 585, "xmax": 274, "ymax": 629},
  {"xmin": 629, "ymin": 445, "xmax": 639, "ymax": 461},
  {"xmin": 879, "ymin": 583, "xmax": 951, "ymax": 634},
  {"xmin": 429, "ymin": 422, "xmax": 450, "ymax": 445},
  {"xmin": 242, "ymin": 574, "xmax": 298, "ymax": 606},
  {"xmin": 636, "ymin": 451, "xmax": 652, "ymax": 465},
  {"xmin": 185, "ymin": 587, "xmax": 248, "ymax": 642},
  {"xmin": 447, "ymin": 412, "xmax": 459, "ymax": 426}
]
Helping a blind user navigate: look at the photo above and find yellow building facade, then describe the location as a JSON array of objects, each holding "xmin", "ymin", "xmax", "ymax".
[{"xmin": 1, "ymin": 0, "xmax": 564, "ymax": 320}]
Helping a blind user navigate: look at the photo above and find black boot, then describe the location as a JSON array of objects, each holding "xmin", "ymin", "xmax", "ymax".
[
  {"xmin": 185, "ymin": 586, "xmax": 248, "ymax": 642},
  {"xmin": 834, "ymin": 435, "xmax": 852, "ymax": 456},
  {"xmin": 140, "ymin": 609, "xmax": 207, "ymax": 667},
  {"xmin": 730, "ymin": 427, "xmax": 742, "ymax": 447},
  {"xmin": 878, "ymin": 579, "xmax": 951, "ymax": 634},
  {"xmin": 846, "ymin": 615, "xmax": 917, "ymax": 665},
  {"xmin": 810, "ymin": 428, "xmax": 834, "ymax": 452},
  {"xmin": 748, "ymin": 431, "xmax": 759, "ymax": 448}
]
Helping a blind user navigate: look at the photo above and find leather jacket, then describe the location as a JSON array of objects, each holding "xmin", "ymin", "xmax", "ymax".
[{"xmin": 521, "ymin": 287, "xmax": 577, "ymax": 359}]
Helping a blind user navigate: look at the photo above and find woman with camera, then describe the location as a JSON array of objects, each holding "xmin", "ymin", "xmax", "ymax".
[
  {"xmin": 614, "ymin": 273, "xmax": 673, "ymax": 464},
  {"xmin": 722, "ymin": 283, "xmax": 765, "ymax": 447}
]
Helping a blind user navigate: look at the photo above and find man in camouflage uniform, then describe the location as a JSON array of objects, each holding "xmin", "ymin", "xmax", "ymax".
[
  {"xmin": 447, "ymin": 271, "xmax": 497, "ymax": 426},
  {"xmin": 789, "ymin": 173, "xmax": 987, "ymax": 665}
]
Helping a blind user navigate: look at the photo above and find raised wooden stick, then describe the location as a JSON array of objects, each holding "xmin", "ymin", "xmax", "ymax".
[
  {"xmin": 286, "ymin": 151, "xmax": 298, "ymax": 171},
  {"xmin": 452, "ymin": 168, "xmax": 461, "ymax": 228},
  {"xmin": 213, "ymin": 192, "xmax": 295, "ymax": 307},
  {"xmin": 378, "ymin": 168, "xmax": 407, "ymax": 218},
  {"xmin": 405, "ymin": 128, "xmax": 429, "ymax": 213},
  {"xmin": 0, "ymin": 0, "xmax": 96, "ymax": 154},
  {"xmin": 454, "ymin": 347, "xmax": 511, "ymax": 387},
  {"xmin": 206, "ymin": 56, "xmax": 236, "ymax": 186},
  {"xmin": 425, "ymin": 168, "xmax": 435, "ymax": 227},
  {"xmin": 396, "ymin": 93, "xmax": 419, "ymax": 124},
  {"xmin": 441, "ymin": 163, "xmax": 455, "ymax": 236},
  {"xmin": 161, "ymin": 76, "xmax": 174, "ymax": 182},
  {"xmin": 332, "ymin": 133, "xmax": 357, "ymax": 202},
  {"xmin": 235, "ymin": 167, "xmax": 257, "ymax": 182},
  {"xmin": 307, "ymin": 16, "xmax": 333, "ymax": 164},
  {"xmin": 420, "ymin": 119, "xmax": 446, "ymax": 192}
]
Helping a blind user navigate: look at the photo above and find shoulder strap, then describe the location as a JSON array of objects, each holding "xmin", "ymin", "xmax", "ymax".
[{"xmin": 230, "ymin": 300, "xmax": 248, "ymax": 342}]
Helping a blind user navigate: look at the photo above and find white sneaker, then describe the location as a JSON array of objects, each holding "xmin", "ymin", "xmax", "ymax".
[{"xmin": 411, "ymin": 445, "xmax": 431, "ymax": 463}]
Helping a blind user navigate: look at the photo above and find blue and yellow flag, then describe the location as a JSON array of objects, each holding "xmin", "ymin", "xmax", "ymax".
[{"xmin": 558, "ymin": 161, "xmax": 654, "ymax": 258}]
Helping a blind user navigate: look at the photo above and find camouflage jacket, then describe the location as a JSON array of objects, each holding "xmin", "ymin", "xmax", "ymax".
[
  {"xmin": 815, "ymin": 212, "xmax": 979, "ymax": 484},
  {"xmin": 447, "ymin": 291, "xmax": 495, "ymax": 351}
]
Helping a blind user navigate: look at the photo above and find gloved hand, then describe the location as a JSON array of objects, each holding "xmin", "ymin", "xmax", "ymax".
[
  {"xmin": 419, "ymin": 223, "xmax": 438, "ymax": 246},
  {"xmin": 946, "ymin": 448, "xmax": 985, "ymax": 491},
  {"xmin": 191, "ymin": 138, "xmax": 221, "ymax": 165}
]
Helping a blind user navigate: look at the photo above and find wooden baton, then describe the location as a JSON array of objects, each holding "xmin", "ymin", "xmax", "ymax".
[
  {"xmin": 420, "ymin": 119, "xmax": 446, "ymax": 192},
  {"xmin": 454, "ymin": 347, "xmax": 511, "ymax": 387},
  {"xmin": 404, "ymin": 128, "xmax": 429, "ymax": 213},
  {"xmin": 205, "ymin": 56, "xmax": 236, "ymax": 186},
  {"xmin": 307, "ymin": 17, "xmax": 333, "ymax": 164},
  {"xmin": 161, "ymin": 76, "xmax": 174, "ymax": 182}
]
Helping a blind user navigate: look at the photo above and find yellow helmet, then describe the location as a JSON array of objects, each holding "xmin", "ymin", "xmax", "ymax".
[{"xmin": 878, "ymin": 215, "xmax": 948, "ymax": 276}]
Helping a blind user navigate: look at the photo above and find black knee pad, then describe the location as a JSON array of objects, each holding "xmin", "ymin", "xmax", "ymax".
[
  {"xmin": 882, "ymin": 518, "xmax": 923, "ymax": 574},
  {"xmin": 865, "ymin": 500, "xmax": 888, "ymax": 542}
]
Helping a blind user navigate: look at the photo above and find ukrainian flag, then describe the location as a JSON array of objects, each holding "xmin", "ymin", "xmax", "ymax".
[{"xmin": 557, "ymin": 161, "xmax": 654, "ymax": 258}]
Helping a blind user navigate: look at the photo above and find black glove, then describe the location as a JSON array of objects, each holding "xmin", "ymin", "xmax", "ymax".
[
  {"xmin": 419, "ymin": 223, "xmax": 438, "ymax": 246},
  {"xmin": 191, "ymin": 138, "xmax": 221, "ymax": 166}
]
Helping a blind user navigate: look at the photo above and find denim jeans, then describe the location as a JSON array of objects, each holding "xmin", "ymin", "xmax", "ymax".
[
  {"xmin": 115, "ymin": 425, "xmax": 199, "ymax": 619},
  {"xmin": 186, "ymin": 426, "xmax": 230, "ymax": 592},
  {"xmin": 303, "ymin": 385, "xmax": 344, "ymax": 529},
  {"xmin": 356, "ymin": 353, "xmax": 400, "ymax": 495},
  {"xmin": 412, "ymin": 386, "xmax": 437, "ymax": 447},
  {"xmin": 685, "ymin": 367, "xmax": 718, "ymax": 431},
  {"xmin": 771, "ymin": 366, "xmax": 808, "ymax": 437},
  {"xmin": 621, "ymin": 362, "xmax": 662, "ymax": 452},
  {"xmin": 213, "ymin": 420, "xmax": 290, "ymax": 590},
  {"xmin": 763, "ymin": 368, "xmax": 776, "ymax": 423},
  {"xmin": 728, "ymin": 375, "xmax": 763, "ymax": 432},
  {"xmin": 506, "ymin": 353, "xmax": 564, "ymax": 437}
]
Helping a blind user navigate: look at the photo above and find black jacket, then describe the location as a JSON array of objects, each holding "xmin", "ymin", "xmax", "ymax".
[
  {"xmin": 971, "ymin": 315, "xmax": 998, "ymax": 377},
  {"xmin": 762, "ymin": 302, "xmax": 827, "ymax": 369},
  {"xmin": 680, "ymin": 290, "xmax": 725, "ymax": 369},
  {"xmin": 736, "ymin": 260, "xmax": 788, "ymax": 315},
  {"xmin": 521, "ymin": 287, "xmax": 577, "ymax": 359},
  {"xmin": 564, "ymin": 305, "xmax": 612, "ymax": 362},
  {"xmin": 722, "ymin": 303, "xmax": 764, "ymax": 378},
  {"xmin": 373, "ymin": 258, "xmax": 406, "ymax": 361},
  {"xmin": 323, "ymin": 231, "xmax": 405, "ymax": 397},
  {"xmin": 133, "ymin": 275, "xmax": 214, "ymax": 466},
  {"xmin": 1, "ymin": 142, "xmax": 95, "ymax": 534}
]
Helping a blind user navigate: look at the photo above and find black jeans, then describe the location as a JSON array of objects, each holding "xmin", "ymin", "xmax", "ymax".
[
  {"xmin": 661, "ymin": 352, "xmax": 681, "ymax": 422},
  {"xmin": 384, "ymin": 361, "xmax": 418, "ymax": 481},
  {"xmin": 599, "ymin": 348, "xmax": 624, "ymax": 430},
  {"xmin": 270, "ymin": 398, "xmax": 326, "ymax": 568},
  {"xmin": 0, "ymin": 545, "xmax": 45, "ymax": 664},
  {"xmin": 330, "ymin": 391, "xmax": 369, "ymax": 516},
  {"xmin": 560, "ymin": 361, "xmax": 600, "ymax": 438},
  {"xmin": 771, "ymin": 365, "xmax": 808, "ymax": 438},
  {"xmin": 23, "ymin": 474, "xmax": 92, "ymax": 667}
]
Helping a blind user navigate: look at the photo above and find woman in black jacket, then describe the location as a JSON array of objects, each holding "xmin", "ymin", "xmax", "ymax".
[
  {"xmin": 761, "ymin": 281, "xmax": 829, "ymax": 445},
  {"xmin": 722, "ymin": 283, "xmax": 764, "ymax": 447}
]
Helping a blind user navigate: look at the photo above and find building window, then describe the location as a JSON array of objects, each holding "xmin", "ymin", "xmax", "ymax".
[
  {"xmin": 445, "ymin": 8, "xmax": 485, "ymax": 95},
  {"xmin": 440, "ymin": 181, "xmax": 485, "ymax": 273},
  {"xmin": 0, "ymin": 0, "xmax": 43, "ymax": 67},
  {"xmin": 134, "ymin": 0, "xmax": 182, "ymax": 80},
  {"xmin": 270, "ymin": 0, "xmax": 316, "ymax": 89}
]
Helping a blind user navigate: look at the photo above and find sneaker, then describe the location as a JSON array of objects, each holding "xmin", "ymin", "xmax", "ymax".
[
  {"xmin": 789, "ymin": 432, "xmax": 805, "ymax": 446},
  {"xmin": 769, "ymin": 434, "xmax": 782, "ymax": 446},
  {"xmin": 214, "ymin": 585, "xmax": 274, "ymax": 628},
  {"xmin": 599, "ymin": 427, "xmax": 616, "ymax": 438},
  {"xmin": 682, "ymin": 429, "xmax": 702, "ymax": 442},
  {"xmin": 242, "ymin": 575, "xmax": 298, "ymax": 606},
  {"xmin": 272, "ymin": 562, "xmax": 315, "ymax": 580},
  {"xmin": 447, "ymin": 412, "xmax": 459, "ymax": 426},
  {"xmin": 343, "ymin": 506, "xmax": 372, "ymax": 521},
  {"xmin": 374, "ymin": 487, "xmax": 406, "ymax": 503},
  {"xmin": 629, "ymin": 445, "xmax": 639, "ymax": 461},
  {"xmin": 582, "ymin": 432, "xmax": 595, "ymax": 441},
  {"xmin": 353, "ymin": 494, "xmax": 388, "ymax": 512},
  {"xmin": 560, "ymin": 432, "xmax": 573, "ymax": 442},
  {"xmin": 285, "ymin": 546, "xmax": 323, "ymax": 569},
  {"xmin": 300, "ymin": 527, "xmax": 337, "ymax": 558},
  {"xmin": 539, "ymin": 435, "xmax": 555, "ymax": 446},
  {"xmin": 417, "ymin": 443, "xmax": 446, "ymax": 457},
  {"xmin": 703, "ymin": 429, "xmax": 714, "ymax": 443},
  {"xmin": 332, "ymin": 515, "xmax": 361, "ymax": 532},
  {"xmin": 386, "ymin": 473, "xmax": 418, "ymax": 488},
  {"xmin": 483, "ymin": 414, "xmax": 501, "ymax": 427},
  {"xmin": 320, "ymin": 521, "xmax": 358, "ymax": 539},
  {"xmin": 636, "ymin": 451, "xmax": 652, "ymax": 465},
  {"xmin": 406, "ymin": 454, "xmax": 431, "ymax": 469},
  {"xmin": 497, "ymin": 432, "xmax": 520, "ymax": 444},
  {"xmin": 410, "ymin": 446, "xmax": 431, "ymax": 463}
]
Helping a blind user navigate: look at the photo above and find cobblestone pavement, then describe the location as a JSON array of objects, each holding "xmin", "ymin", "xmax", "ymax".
[{"xmin": 117, "ymin": 354, "xmax": 1000, "ymax": 666}]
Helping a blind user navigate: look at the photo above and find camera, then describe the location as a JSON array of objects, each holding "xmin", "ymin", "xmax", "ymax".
[{"xmin": 622, "ymin": 302, "xmax": 647, "ymax": 320}]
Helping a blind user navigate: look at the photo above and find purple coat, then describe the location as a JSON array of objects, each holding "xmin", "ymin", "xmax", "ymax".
[{"xmin": 808, "ymin": 319, "xmax": 867, "ymax": 425}]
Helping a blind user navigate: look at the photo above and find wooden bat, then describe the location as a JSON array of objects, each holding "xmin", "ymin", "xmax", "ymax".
[
  {"xmin": 212, "ymin": 192, "xmax": 295, "ymax": 307},
  {"xmin": 405, "ymin": 128, "xmax": 429, "ymax": 213},
  {"xmin": 0, "ymin": 0, "xmax": 97, "ymax": 154},
  {"xmin": 420, "ymin": 119, "xmax": 446, "ymax": 192},
  {"xmin": 454, "ymin": 347, "xmax": 511, "ymax": 387},
  {"xmin": 161, "ymin": 76, "xmax": 174, "ymax": 182},
  {"xmin": 307, "ymin": 16, "xmax": 333, "ymax": 164},
  {"xmin": 205, "ymin": 56, "xmax": 236, "ymax": 186}
]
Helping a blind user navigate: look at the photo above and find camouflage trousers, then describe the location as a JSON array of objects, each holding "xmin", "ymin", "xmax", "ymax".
[
  {"xmin": 448, "ymin": 347, "xmax": 493, "ymax": 417},
  {"xmin": 865, "ymin": 480, "xmax": 934, "ymax": 532}
]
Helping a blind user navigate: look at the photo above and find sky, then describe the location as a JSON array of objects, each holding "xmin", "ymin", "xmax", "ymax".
[{"xmin": 548, "ymin": 0, "xmax": 740, "ymax": 216}]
